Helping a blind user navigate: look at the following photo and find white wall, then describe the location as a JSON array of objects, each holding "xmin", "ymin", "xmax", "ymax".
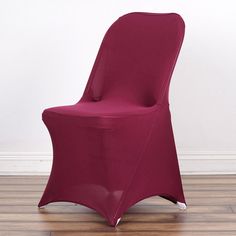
[{"xmin": 1, "ymin": 0, "xmax": 236, "ymax": 174}]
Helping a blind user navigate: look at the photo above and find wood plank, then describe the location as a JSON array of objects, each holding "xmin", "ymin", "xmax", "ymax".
[
  {"xmin": 0, "ymin": 179, "xmax": 47, "ymax": 185},
  {"xmin": 0, "ymin": 176, "xmax": 48, "ymax": 179},
  {"xmin": 1, "ymin": 196, "xmax": 236, "ymax": 206},
  {"xmin": 0, "ymin": 231, "xmax": 234, "ymax": 235},
  {"xmin": 1, "ymin": 174, "xmax": 235, "ymax": 180},
  {"xmin": 0, "ymin": 205, "xmax": 95, "ymax": 213},
  {"xmin": 182, "ymin": 175, "xmax": 236, "ymax": 179},
  {"xmin": 0, "ymin": 222, "xmax": 236, "ymax": 231},
  {"xmin": 1, "ymin": 184, "xmax": 236, "ymax": 192},
  {"xmin": 0, "ymin": 192, "xmax": 42, "ymax": 198},
  {"xmin": 127, "ymin": 205, "xmax": 233, "ymax": 214},
  {"xmin": 1, "ymin": 190, "xmax": 236, "ymax": 198},
  {"xmin": 51, "ymin": 232, "xmax": 236, "ymax": 236},
  {"xmin": 0, "ymin": 175, "xmax": 235, "ymax": 185},
  {"xmin": 0, "ymin": 199, "xmax": 75, "ymax": 206},
  {"xmin": 182, "ymin": 178, "xmax": 236, "ymax": 184},
  {"xmin": 0, "ymin": 185, "xmax": 45, "ymax": 191},
  {"xmin": 0, "ymin": 205, "xmax": 231, "ymax": 214},
  {"xmin": 0, "ymin": 213, "xmax": 236, "ymax": 223},
  {"xmin": 183, "ymin": 184, "xmax": 236, "ymax": 191},
  {"xmin": 0, "ymin": 232, "xmax": 50, "ymax": 236},
  {"xmin": 185, "ymin": 191, "xmax": 236, "ymax": 197},
  {"xmin": 141, "ymin": 196, "xmax": 236, "ymax": 205}
]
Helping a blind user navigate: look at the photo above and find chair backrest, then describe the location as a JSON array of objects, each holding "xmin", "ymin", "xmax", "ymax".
[{"xmin": 83, "ymin": 12, "xmax": 185, "ymax": 106}]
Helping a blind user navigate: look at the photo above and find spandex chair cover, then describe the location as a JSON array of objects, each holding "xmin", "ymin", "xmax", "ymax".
[{"xmin": 38, "ymin": 12, "xmax": 186, "ymax": 226}]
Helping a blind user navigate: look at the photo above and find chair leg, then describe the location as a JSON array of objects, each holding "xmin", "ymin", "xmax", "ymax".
[
  {"xmin": 176, "ymin": 201, "xmax": 187, "ymax": 210},
  {"xmin": 115, "ymin": 217, "xmax": 121, "ymax": 227}
]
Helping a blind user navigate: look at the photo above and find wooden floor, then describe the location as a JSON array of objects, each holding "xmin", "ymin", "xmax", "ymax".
[{"xmin": 0, "ymin": 175, "xmax": 236, "ymax": 236}]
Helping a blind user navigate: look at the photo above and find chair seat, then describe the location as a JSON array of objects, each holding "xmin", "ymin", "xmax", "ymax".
[
  {"xmin": 43, "ymin": 101, "xmax": 158, "ymax": 129},
  {"xmin": 43, "ymin": 101, "xmax": 157, "ymax": 118}
]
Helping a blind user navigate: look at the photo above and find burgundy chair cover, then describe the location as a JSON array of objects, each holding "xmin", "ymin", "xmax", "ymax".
[{"xmin": 38, "ymin": 12, "xmax": 186, "ymax": 226}]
